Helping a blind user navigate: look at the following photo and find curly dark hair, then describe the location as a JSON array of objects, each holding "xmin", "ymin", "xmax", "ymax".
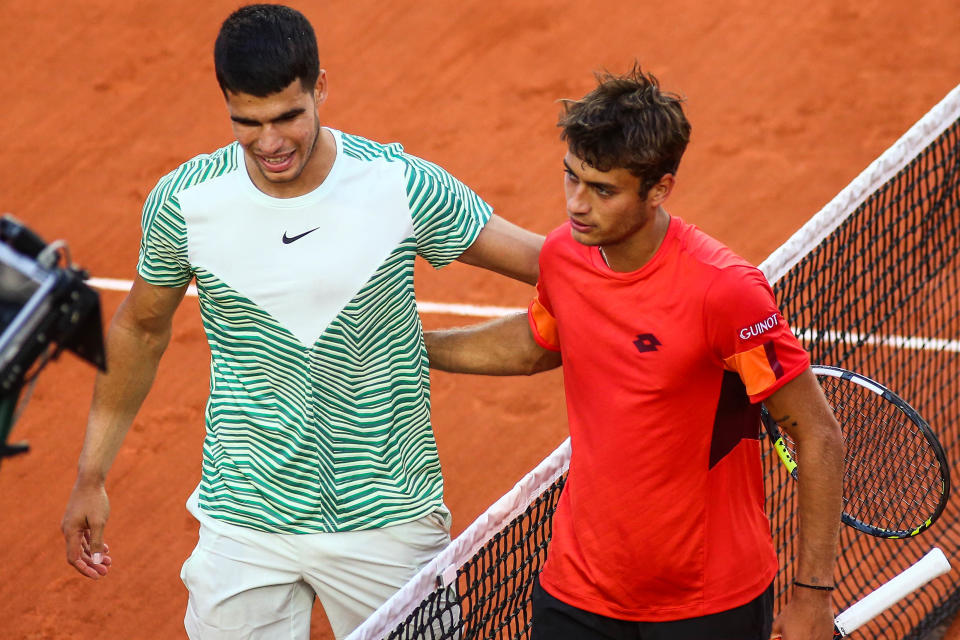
[
  {"xmin": 559, "ymin": 64, "xmax": 691, "ymax": 195},
  {"xmin": 214, "ymin": 4, "xmax": 320, "ymax": 97}
]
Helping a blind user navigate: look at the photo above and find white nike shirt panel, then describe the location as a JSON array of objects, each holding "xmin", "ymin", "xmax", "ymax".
[{"xmin": 178, "ymin": 133, "xmax": 414, "ymax": 347}]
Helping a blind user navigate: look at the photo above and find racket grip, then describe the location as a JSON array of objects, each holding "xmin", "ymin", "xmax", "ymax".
[
  {"xmin": 833, "ymin": 548, "xmax": 951, "ymax": 636},
  {"xmin": 773, "ymin": 549, "xmax": 951, "ymax": 639}
]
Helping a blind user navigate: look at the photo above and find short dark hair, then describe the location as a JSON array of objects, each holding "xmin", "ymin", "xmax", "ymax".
[
  {"xmin": 559, "ymin": 64, "xmax": 691, "ymax": 195},
  {"xmin": 214, "ymin": 4, "xmax": 320, "ymax": 97}
]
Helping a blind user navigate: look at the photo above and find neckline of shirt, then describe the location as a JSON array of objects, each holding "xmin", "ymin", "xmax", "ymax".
[
  {"xmin": 589, "ymin": 215, "xmax": 681, "ymax": 280},
  {"xmin": 236, "ymin": 127, "xmax": 344, "ymax": 208}
]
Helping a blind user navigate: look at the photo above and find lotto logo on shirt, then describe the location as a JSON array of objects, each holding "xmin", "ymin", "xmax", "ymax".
[
  {"xmin": 633, "ymin": 333, "xmax": 661, "ymax": 353},
  {"xmin": 739, "ymin": 313, "xmax": 779, "ymax": 340}
]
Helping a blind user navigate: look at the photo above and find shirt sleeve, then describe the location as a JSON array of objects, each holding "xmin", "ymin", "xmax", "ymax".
[
  {"xmin": 401, "ymin": 153, "xmax": 493, "ymax": 268},
  {"xmin": 528, "ymin": 275, "xmax": 560, "ymax": 352},
  {"xmin": 704, "ymin": 265, "xmax": 810, "ymax": 402},
  {"xmin": 136, "ymin": 171, "xmax": 193, "ymax": 287}
]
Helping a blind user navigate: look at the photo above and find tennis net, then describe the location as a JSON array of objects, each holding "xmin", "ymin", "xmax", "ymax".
[{"xmin": 346, "ymin": 82, "xmax": 960, "ymax": 640}]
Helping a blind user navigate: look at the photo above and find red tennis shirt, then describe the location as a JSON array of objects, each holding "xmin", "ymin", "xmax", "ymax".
[{"xmin": 531, "ymin": 216, "xmax": 810, "ymax": 621}]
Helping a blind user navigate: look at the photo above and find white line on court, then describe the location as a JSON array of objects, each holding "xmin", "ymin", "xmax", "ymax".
[
  {"xmin": 87, "ymin": 277, "xmax": 960, "ymax": 352},
  {"xmin": 797, "ymin": 330, "xmax": 960, "ymax": 355},
  {"xmin": 87, "ymin": 277, "xmax": 525, "ymax": 318}
]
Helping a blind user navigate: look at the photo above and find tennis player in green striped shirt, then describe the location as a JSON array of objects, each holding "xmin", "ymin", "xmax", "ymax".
[{"xmin": 60, "ymin": 5, "xmax": 542, "ymax": 638}]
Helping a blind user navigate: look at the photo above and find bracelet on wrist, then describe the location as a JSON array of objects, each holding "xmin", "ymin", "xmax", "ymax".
[{"xmin": 792, "ymin": 580, "xmax": 835, "ymax": 592}]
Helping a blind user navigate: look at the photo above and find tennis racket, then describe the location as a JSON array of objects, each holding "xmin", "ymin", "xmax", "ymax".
[
  {"xmin": 771, "ymin": 547, "xmax": 952, "ymax": 639},
  {"xmin": 761, "ymin": 365, "xmax": 950, "ymax": 539}
]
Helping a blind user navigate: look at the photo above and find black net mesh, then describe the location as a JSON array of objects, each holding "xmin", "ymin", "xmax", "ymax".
[
  {"xmin": 766, "ymin": 112, "xmax": 960, "ymax": 639},
  {"xmin": 382, "ymin": 477, "xmax": 565, "ymax": 639},
  {"xmin": 356, "ymin": 93, "xmax": 960, "ymax": 640}
]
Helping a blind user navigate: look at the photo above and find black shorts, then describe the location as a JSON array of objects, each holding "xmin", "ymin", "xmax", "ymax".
[{"xmin": 531, "ymin": 577, "xmax": 774, "ymax": 640}]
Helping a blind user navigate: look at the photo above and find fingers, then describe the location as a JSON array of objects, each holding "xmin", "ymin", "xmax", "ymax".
[
  {"xmin": 65, "ymin": 532, "xmax": 104, "ymax": 579},
  {"xmin": 61, "ymin": 482, "xmax": 112, "ymax": 580},
  {"xmin": 88, "ymin": 524, "xmax": 107, "ymax": 564},
  {"xmin": 64, "ymin": 527, "xmax": 112, "ymax": 579},
  {"xmin": 64, "ymin": 527, "xmax": 85, "ymax": 572},
  {"xmin": 73, "ymin": 547, "xmax": 112, "ymax": 578},
  {"xmin": 70, "ymin": 555, "xmax": 109, "ymax": 579},
  {"xmin": 80, "ymin": 534, "xmax": 112, "ymax": 570}
]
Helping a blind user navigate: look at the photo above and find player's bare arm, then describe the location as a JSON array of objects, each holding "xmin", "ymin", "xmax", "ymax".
[
  {"xmin": 425, "ymin": 311, "xmax": 560, "ymax": 375},
  {"xmin": 61, "ymin": 276, "xmax": 188, "ymax": 579},
  {"xmin": 764, "ymin": 367, "xmax": 844, "ymax": 640},
  {"xmin": 456, "ymin": 214, "xmax": 544, "ymax": 285}
]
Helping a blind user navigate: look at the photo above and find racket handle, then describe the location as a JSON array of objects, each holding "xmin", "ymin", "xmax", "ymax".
[
  {"xmin": 771, "ymin": 549, "xmax": 950, "ymax": 639},
  {"xmin": 833, "ymin": 548, "xmax": 951, "ymax": 636}
]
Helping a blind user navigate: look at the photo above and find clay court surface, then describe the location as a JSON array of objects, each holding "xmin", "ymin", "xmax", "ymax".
[{"xmin": 2, "ymin": 1, "xmax": 960, "ymax": 638}]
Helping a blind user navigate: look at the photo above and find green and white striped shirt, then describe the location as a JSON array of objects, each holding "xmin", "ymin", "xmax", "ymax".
[{"xmin": 138, "ymin": 129, "xmax": 492, "ymax": 533}]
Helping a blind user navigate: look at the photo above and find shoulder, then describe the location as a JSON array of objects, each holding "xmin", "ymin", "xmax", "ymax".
[
  {"xmin": 707, "ymin": 264, "xmax": 773, "ymax": 305},
  {"xmin": 338, "ymin": 130, "xmax": 466, "ymax": 180},
  {"xmin": 665, "ymin": 218, "xmax": 773, "ymax": 303},
  {"xmin": 147, "ymin": 143, "xmax": 241, "ymax": 209},
  {"xmin": 671, "ymin": 219, "xmax": 762, "ymax": 282},
  {"xmin": 537, "ymin": 223, "xmax": 595, "ymax": 285},
  {"xmin": 338, "ymin": 130, "xmax": 408, "ymax": 163},
  {"xmin": 337, "ymin": 130, "xmax": 458, "ymax": 189},
  {"xmin": 673, "ymin": 218, "xmax": 753, "ymax": 273},
  {"xmin": 542, "ymin": 223, "xmax": 575, "ymax": 255}
]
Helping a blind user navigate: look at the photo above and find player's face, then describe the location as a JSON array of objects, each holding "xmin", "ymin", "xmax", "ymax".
[
  {"xmin": 563, "ymin": 152, "xmax": 658, "ymax": 247},
  {"xmin": 226, "ymin": 73, "xmax": 328, "ymax": 196}
]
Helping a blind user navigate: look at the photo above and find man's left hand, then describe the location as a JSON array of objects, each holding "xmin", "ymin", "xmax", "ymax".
[{"xmin": 769, "ymin": 587, "xmax": 835, "ymax": 640}]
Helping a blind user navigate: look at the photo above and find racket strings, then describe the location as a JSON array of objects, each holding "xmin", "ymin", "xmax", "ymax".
[{"xmin": 784, "ymin": 376, "xmax": 946, "ymax": 536}]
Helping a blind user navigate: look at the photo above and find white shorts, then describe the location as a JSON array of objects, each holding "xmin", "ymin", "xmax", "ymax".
[{"xmin": 180, "ymin": 487, "xmax": 451, "ymax": 640}]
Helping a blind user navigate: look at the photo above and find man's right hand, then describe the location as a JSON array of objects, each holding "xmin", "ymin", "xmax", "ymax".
[{"xmin": 61, "ymin": 479, "xmax": 112, "ymax": 579}]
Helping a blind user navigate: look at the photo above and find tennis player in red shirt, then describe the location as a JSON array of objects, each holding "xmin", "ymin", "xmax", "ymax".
[{"xmin": 426, "ymin": 65, "xmax": 844, "ymax": 640}]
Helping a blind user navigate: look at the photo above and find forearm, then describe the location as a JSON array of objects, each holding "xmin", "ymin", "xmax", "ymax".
[
  {"xmin": 425, "ymin": 312, "xmax": 560, "ymax": 375},
  {"xmin": 794, "ymin": 424, "xmax": 844, "ymax": 586},
  {"xmin": 764, "ymin": 368, "xmax": 844, "ymax": 588},
  {"xmin": 76, "ymin": 302, "xmax": 172, "ymax": 483},
  {"xmin": 769, "ymin": 417, "xmax": 843, "ymax": 638}
]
